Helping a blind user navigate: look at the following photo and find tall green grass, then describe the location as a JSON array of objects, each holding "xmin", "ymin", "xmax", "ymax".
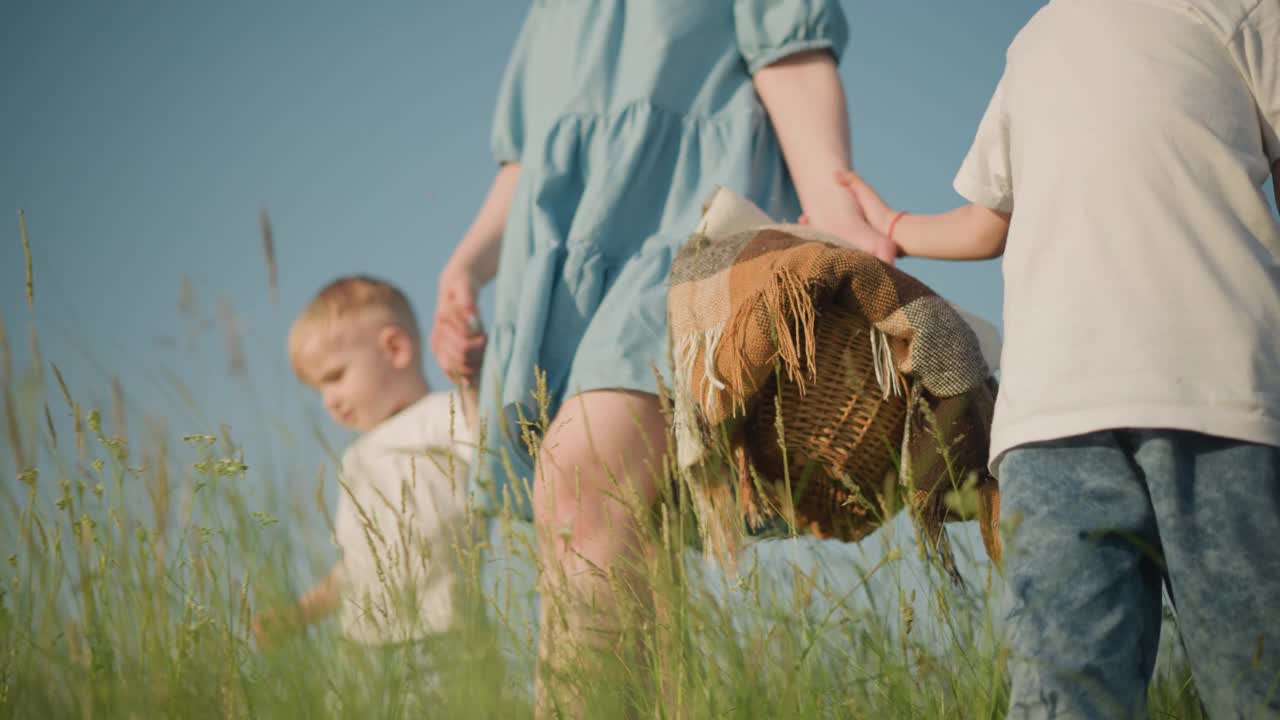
[{"xmin": 0, "ymin": 228, "xmax": 1206, "ymax": 719}]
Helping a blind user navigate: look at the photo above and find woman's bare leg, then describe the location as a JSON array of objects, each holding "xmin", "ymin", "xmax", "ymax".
[{"xmin": 532, "ymin": 389, "xmax": 669, "ymax": 718}]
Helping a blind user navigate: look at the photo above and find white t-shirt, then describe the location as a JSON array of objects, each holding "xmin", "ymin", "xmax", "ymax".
[
  {"xmin": 332, "ymin": 391, "xmax": 478, "ymax": 645},
  {"xmin": 954, "ymin": 0, "xmax": 1280, "ymax": 472}
]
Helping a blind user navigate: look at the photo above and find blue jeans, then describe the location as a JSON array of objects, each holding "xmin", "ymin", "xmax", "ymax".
[{"xmin": 1000, "ymin": 430, "xmax": 1280, "ymax": 719}]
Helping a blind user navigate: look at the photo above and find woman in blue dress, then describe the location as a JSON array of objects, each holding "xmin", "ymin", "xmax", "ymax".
[{"xmin": 430, "ymin": 0, "xmax": 890, "ymax": 710}]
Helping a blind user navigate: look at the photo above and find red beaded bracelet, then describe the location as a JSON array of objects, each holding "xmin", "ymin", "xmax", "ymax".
[{"xmin": 887, "ymin": 210, "xmax": 908, "ymax": 244}]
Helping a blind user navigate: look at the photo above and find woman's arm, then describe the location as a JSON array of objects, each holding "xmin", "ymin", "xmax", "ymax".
[
  {"xmin": 431, "ymin": 163, "xmax": 521, "ymax": 382},
  {"xmin": 753, "ymin": 50, "xmax": 896, "ymax": 263},
  {"xmin": 444, "ymin": 162, "xmax": 522, "ymax": 289}
]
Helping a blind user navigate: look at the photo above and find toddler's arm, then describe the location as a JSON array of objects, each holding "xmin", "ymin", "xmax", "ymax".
[
  {"xmin": 753, "ymin": 51, "xmax": 896, "ymax": 264},
  {"xmin": 293, "ymin": 564, "xmax": 344, "ymax": 624},
  {"xmin": 252, "ymin": 563, "xmax": 344, "ymax": 649},
  {"xmin": 838, "ymin": 171, "xmax": 1010, "ymax": 260}
]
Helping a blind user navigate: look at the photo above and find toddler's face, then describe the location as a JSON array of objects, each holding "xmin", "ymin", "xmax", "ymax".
[{"xmin": 295, "ymin": 316, "xmax": 413, "ymax": 432}]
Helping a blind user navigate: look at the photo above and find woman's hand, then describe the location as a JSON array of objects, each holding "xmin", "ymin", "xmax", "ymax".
[
  {"xmin": 799, "ymin": 180, "xmax": 899, "ymax": 262},
  {"xmin": 834, "ymin": 171, "xmax": 897, "ymax": 236},
  {"xmin": 428, "ymin": 162, "xmax": 522, "ymax": 385}
]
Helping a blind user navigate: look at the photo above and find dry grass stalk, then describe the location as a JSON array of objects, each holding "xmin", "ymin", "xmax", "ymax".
[
  {"xmin": 111, "ymin": 376, "xmax": 128, "ymax": 444},
  {"xmin": 19, "ymin": 209, "xmax": 33, "ymax": 309},
  {"xmin": 0, "ymin": 315, "xmax": 23, "ymax": 472},
  {"xmin": 259, "ymin": 208, "xmax": 278, "ymax": 305},
  {"xmin": 217, "ymin": 300, "xmax": 246, "ymax": 376}
]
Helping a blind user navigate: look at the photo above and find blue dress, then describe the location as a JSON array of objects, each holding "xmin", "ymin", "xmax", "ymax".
[{"xmin": 477, "ymin": 0, "xmax": 848, "ymax": 518}]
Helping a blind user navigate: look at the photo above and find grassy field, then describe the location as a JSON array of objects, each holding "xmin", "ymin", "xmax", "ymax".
[{"xmin": 0, "ymin": 253, "xmax": 1207, "ymax": 719}]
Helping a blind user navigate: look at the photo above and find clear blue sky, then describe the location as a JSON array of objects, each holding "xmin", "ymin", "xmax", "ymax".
[
  {"xmin": 1, "ymin": 1, "xmax": 1038, "ymax": 452},
  {"xmin": 0, "ymin": 0, "xmax": 1044, "ymax": 568}
]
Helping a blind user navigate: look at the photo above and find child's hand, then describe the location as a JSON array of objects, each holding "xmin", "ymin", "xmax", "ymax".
[
  {"xmin": 251, "ymin": 612, "xmax": 272, "ymax": 650},
  {"xmin": 251, "ymin": 607, "xmax": 296, "ymax": 651},
  {"xmin": 835, "ymin": 171, "xmax": 897, "ymax": 237},
  {"xmin": 431, "ymin": 264, "xmax": 487, "ymax": 384}
]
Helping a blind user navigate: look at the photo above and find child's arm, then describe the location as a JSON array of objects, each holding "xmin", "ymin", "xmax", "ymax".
[
  {"xmin": 753, "ymin": 50, "xmax": 897, "ymax": 264},
  {"xmin": 252, "ymin": 563, "xmax": 344, "ymax": 649},
  {"xmin": 431, "ymin": 162, "xmax": 521, "ymax": 382},
  {"xmin": 837, "ymin": 171, "xmax": 1011, "ymax": 260},
  {"xmin": 293, "ymin": 564, "xmax": 344, "ymax": 623},
  {"xmin": 890, "ymin": 205, "xmax": 1010, "ymax": 260}
]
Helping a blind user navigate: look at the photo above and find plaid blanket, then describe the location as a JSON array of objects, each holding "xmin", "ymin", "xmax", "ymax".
[{"xmin": 667, "ymin": 188, "xmax": 1000, "ymax": 570}]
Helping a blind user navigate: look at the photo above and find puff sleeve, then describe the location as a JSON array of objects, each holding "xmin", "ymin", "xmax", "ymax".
[
  {"xmin": 490, "ymin": 9, "xmax": 536, "ymax": 165},
  {"xmin": 734, "ymin": 0, "xmax": 850, "ymax": 74}
]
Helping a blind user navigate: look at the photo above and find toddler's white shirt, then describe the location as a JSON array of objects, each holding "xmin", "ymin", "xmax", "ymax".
[
  {"xmin": 955, "ymin": 0, "xmax": 1280, "ymax": 471},
  {"xmin": 332, "ymin": 391, "xmax": 477, "ymax": 645}
]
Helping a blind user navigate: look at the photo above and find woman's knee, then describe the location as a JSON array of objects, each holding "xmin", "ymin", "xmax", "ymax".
[{"xmin": 531, "ymin": 390, "xmax": 668, "ymax": 538}]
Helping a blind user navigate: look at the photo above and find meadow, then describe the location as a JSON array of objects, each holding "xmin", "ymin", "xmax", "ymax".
[{"xmin": 0, "ymin": 228, "xmax": 1207, "ymax": 719}]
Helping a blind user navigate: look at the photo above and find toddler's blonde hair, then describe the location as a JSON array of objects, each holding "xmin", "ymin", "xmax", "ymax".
[{"xmin": 288, "ymin": 275, "xmax": 420, "ymax": 379}]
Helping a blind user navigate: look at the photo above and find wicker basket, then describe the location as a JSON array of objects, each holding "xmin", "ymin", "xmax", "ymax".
[
  {"xmin": 744, "ymin": 301, "xmax": 910, "ymax": 542},
  {"xmin": 740, "ymin": 299, "xmax": 1003, "ymax": 578}
]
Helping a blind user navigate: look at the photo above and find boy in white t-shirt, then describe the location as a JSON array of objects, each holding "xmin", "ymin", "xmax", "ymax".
[
  {"xmin": 253, "ymin": 275, "xmax": 494, "ymax": 706},
  {"xmin": 827, "ymin": 0, "xmax": 1280, "ymax": 716}
]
